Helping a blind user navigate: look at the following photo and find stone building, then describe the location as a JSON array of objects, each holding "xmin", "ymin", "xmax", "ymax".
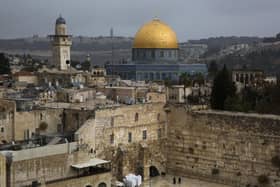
[
  {"xmin": 37, "ymin": 66, "xmax": 108, "ymax": 89},
  {"xmin": 100, "ymin": 86, "xmax": 166, "ymax": 104},
  {"xmin": 85, "ymin": 68, "xmax": 107, "ymax": 88},
  {"xmin": 166, "ymin": 85, "xmax": 192, "ymax": 104},
  {"xmin": 0, "ymin": 142, "xmax": 111, "ymax": 187},
  {"xmin": 12, "ymin": 71, "xmax": 38, "ymax": 86},
  {"xmin": 74, "ymin": 103, "xmax": 168, "ymax": 180},
  {"xmin": 232, "ymin": 68, "xmax": 264, "ymax": 92},
  {"xmin": 57, "ymin": 88, "xmax": 96, "ymax": 103},
  {"xmin": 0, "ymin": 99, "xmax": 63, "ymax": 143}
]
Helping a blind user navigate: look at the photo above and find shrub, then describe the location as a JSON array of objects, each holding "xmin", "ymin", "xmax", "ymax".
[
  {"xmin": 271, "ymin": 156, "xmax": 280, "ymax": 168},
  {"xmin": 188, "ymin": 147, "xmax": 194, "ymax": 154},
  {"xmin": 39, "ymin": 122, "xmax": 48, "ymax": 131},
  {"xmin": 258, "ymin": 175, "xmax": 269, "ymax": 185},
  {"xmin": 212, "ymin": 168, "xmax": 219, "ymax": 175}
]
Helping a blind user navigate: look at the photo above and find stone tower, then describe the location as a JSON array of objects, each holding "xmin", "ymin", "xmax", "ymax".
[{"xmin": 50, "ymin": 15, "xmax": 72, "ymax": 70}]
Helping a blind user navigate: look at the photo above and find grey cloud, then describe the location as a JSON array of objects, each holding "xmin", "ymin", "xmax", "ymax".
[{"xmin": 0, "ymin": 0, "xmax": 279, "ymax": 41}]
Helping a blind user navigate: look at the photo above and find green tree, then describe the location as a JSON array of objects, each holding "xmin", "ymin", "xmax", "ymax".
[
  {"xmin": 179, "ymin": 73, "xmax": 192, "ymax": 102},
  {"xmin": 193, "ymin": 73, "xmax": 205, "ymax": 85},
  {"xmin": 164, "ymin": 78, "xmax": 172, "ymax": 87},
  {"xmin": 256, "ymin": 84, "xmax": 280, "ymax": 115},
  {"xmin": 0, "ymin": 53, "xmax": 11, "ymax": 75},
  {"xmin": 241, "ymin": 87, "xmax": 259, "ymax": 110},
  {"xmin": 210, "ymin": 65, "xmax": 236, "ymax": 110},
  {"xmin": 208, "ymin": 60, "xmax": 218, "ymax": 78},
  {"xmin": 179, "ymin": 73, "xmax": 191, "ymax": 87}
]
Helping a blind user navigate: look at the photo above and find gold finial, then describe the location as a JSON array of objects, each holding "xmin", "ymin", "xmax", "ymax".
[{"xmin": 153, "ymin": 16, "xmax": 160, "ymax": 21}]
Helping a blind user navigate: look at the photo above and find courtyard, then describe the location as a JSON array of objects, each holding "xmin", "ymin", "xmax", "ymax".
[{"xmin": 142, "ymin": 175, "xmax": 231, "ymax": 187}]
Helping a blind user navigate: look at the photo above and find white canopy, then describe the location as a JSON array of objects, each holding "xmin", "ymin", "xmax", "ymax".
[{"xmin": 71, "ymin": 158, "xmax": 110, "ymax": 169}]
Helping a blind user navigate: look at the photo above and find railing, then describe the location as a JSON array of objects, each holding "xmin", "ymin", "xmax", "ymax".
[
  {"xmin": 46, "ymin": 168, "xmax": 111, "ymax": 184},
  {"xmin": 22, "ymin": 168, "xmax": 111, "ymax": 187}
]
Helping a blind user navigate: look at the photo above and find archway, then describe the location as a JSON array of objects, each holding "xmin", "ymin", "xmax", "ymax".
[
  {"xmin": 149, "ymin": 166, "xmax": 160, "ymax": 177},
  {"xmin": 98, "ymin": 182, "xmax": 107, "ymax": 187}
]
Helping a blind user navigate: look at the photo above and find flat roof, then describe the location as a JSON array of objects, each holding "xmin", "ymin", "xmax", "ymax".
[{"xmin": 71, "ymin": 158, "xmax": 110, "ymax": 169}]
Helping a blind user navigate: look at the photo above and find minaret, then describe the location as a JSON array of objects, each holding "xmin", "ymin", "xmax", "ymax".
[{"xmin": 49, "ymin": 15, "xmax": 72, "ymax": 70}]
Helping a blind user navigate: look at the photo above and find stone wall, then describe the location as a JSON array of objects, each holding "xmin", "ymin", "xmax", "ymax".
[
  {"xmin": 0, "ymin": 99, "xmax": 64, "ymax": 142},
  {"xmin": 46, "ymin": 172, "xmax": 111, "ymax": 187},
  {"xmin": 63, "ymin": 109, "xmax": 93, "ymax": 132},
  {"xmin": 14, "ymin": 108, "xmax": 64, "ymax": 141},
  {"xmin": 75, "ymin": 103, "xmax": 168, "ymax": 180},
  {"xmin": 1, "ymin": 142, "xmax": 96, "ymax": 187},
  {"xmin": 167, "ymin": 105, "xmax": 280, "ymax": 187},
  {"xmin": 146, "ymin": 92, "xmax": 166, "ymax": 103},
  {"xmin": 0, "ymin": 153, "xmax": 6, "ymax": 187},
  {"xmin": 0, "ymin": 99, "xmax": 16, "ymax": 142}
]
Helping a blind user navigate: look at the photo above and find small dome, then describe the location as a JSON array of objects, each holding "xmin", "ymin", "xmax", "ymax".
[
  {"xmin": 133, "ymin": 18, "xmax": 178, "ymax": 49},
  {"xmin": 56, "ymin": 16, "xmax": 66, "ymax": 25}
]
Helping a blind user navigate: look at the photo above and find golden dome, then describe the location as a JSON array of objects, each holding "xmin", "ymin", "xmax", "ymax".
[{"xmin": 133, "ymin": 19, "xmax": 179, "ymax": 49}]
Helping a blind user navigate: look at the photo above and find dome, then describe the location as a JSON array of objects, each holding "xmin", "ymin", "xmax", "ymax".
[
  {"xmin": 56, "ymin": 16, "xmax": 66, "ymax": 25},
  {"xmin": 133, "ymin": 19, "xmax": 178, "ymax": 49}
]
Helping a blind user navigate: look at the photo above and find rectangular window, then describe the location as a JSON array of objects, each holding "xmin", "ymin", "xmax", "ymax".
[
  {"xmin": 143, "ymin": 130, "xmax": 147, "ymax": 140},
  {"xmin": 110, "ymin": 134, "xmax": 114, "ymax": 144},
  {"xmin": 158, "ymin": 128, "xmax": 162, "ymax": 139},
  {"xmin": 128, "ymin": 132, "xmax": 132, "ymax": 143},
  {"xmin": 24, "ymin": 129, "xmax": 30, "ymax": 140},
  {"xmin": 0, "ymin": 127, "xmax": 4, "ymax": 133}
]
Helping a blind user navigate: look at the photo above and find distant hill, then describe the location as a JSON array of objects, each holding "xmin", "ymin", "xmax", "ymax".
[
  {"xmin": 0, "ymin": 36, "xmax": 133, "ymax": 51},
  {"xmin": 216, "ymin": 43, "xmax": 280, "ymax": 74},
  {"xmin": 189, "ymin": 36, "xmax": 262, "ymax": 56},
  {"xmin": 0, "ymin": 36, "xmax": 264, "ymax": 52}
]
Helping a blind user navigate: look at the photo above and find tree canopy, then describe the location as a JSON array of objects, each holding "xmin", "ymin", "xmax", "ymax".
[
  {"xmin": 179, "ymin": 73, "xmax": 192, "ymax": 87},
  {"xmin": 0, "ymin": 53, "xmax": 11, "ymax": 75},
  {"xmin": 210, "ymin": 65, "xmax": 236, "ymax": 110}
]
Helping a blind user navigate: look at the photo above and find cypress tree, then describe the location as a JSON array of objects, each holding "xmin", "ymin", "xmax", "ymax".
[{"xmin": 210, "ymin": 65, "xmax": 236, "ymax": 110}]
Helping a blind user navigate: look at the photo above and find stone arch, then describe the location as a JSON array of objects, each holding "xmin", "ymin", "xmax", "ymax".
[
  {"xmin": 150, "ymin": 165, "xmax": 160, "ymax": 177},
  {"xmin": 97, "ymin": 182, "xmax": 107, "ymax": 187}
]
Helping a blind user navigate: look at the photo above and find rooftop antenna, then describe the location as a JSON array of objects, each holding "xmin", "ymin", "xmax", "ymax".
[{"xmin": 110, "ymin": 27, "xmax": 115, "ymax": 75}]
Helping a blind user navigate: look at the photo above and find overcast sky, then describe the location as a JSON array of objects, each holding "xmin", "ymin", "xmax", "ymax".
[{"xmin": 0, "ymin": 0, "xmax": 280, "ymax": 41}]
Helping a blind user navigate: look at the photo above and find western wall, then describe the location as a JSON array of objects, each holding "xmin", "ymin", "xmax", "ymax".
[{"xmin": 166, "ymin": 104, "xmax": 280, "ymax": 187}]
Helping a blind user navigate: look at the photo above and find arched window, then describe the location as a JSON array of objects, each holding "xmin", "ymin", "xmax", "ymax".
[
  {"xmin": 98, "ymin": 182, "xmax": 107, "ymax": 187},
  {"xmin": 157, "ymin": 113, "xmax": 160, "ymax": 121},
  {"xmin": 135, "ymin": 113, "xmax": 139, "ymax": 122}
]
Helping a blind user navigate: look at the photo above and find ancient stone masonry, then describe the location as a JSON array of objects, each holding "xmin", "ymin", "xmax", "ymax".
[
  {"xmin": 75, "ymin": 103, "xmax": 168, "ymax": 180},
  {"xmin": 167, "ymin": 105, "xmax": 280, "ymax": 187}
]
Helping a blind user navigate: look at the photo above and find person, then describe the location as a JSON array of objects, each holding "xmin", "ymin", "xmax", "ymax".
[
  {"xmin": 173, "ymin": 177, "xmax": 176, "ymax": 184},
  {"xmin": 178, "ymin": 177, "xmax": 181, "ymax": 184}
]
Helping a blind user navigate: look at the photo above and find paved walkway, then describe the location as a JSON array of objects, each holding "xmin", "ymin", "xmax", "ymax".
[{"xmin": 142, "ymin": 175, "xmax": 231, "ymax": 187}]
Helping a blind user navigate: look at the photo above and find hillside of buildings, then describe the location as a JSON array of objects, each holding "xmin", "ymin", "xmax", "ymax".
[
  {"xmin": 189, "ymin": 36, "xmax": 262, "ymax": 56},
  {"xmin": 216, "ymin": 44, "xmax": 280, "ymax": 74}
]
